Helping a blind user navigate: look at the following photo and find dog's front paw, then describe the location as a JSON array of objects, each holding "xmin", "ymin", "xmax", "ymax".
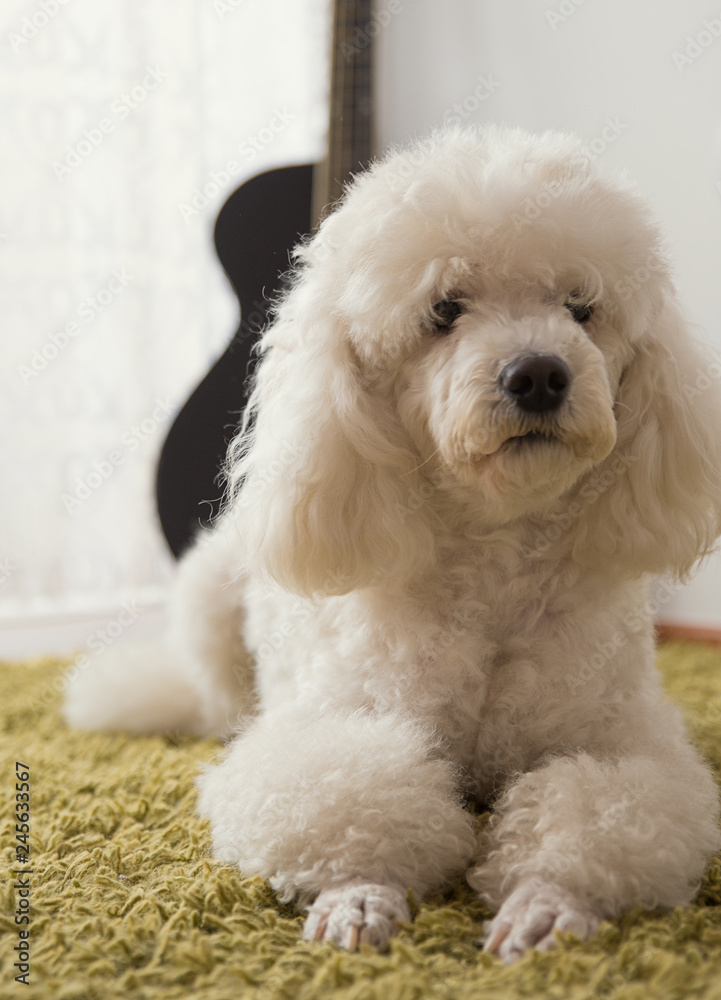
[
  {"xmin": 303, "ymin": 880, "xmax": 410, "ymax": 951},
  {"xmin": 483, "ymin": 877, "xmax": 601, "ymax": 963}
]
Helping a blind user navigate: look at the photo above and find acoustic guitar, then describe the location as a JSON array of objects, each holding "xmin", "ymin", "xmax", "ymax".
[{"xmin": 156, "ymin": 0, "xmax": 374, "ymax": 557}]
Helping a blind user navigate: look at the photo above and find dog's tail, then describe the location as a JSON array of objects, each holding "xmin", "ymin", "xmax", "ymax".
[
  {"xmin": 62, "ymin": 638, "xmax": 214, "ymax": 736},
  {"xmin": 63, "ymin": 526, "xmax": 256, "ymax": 739}
]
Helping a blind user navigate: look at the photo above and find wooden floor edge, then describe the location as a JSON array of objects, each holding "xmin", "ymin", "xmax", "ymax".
[{"xmin": 656, "ymin": 622, "xmax": 721, "ymax": 644}]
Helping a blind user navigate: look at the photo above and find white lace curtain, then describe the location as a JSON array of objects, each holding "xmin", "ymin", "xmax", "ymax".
[{"xmin": 1, "ymin": 0, "xmax": 329, "ymax": 620}]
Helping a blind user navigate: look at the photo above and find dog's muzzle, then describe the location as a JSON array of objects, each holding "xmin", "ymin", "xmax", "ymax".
[{"xmin": 500, "ymin": 355, "xmax": 571, "ymax": 414}]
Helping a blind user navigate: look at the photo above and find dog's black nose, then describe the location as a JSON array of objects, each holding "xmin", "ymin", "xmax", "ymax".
[{"xmin": 500, "ymin": 355, "xmax": 571, "ymax": 413}]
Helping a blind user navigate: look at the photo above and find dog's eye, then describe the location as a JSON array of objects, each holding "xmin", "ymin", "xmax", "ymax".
[
  {"xmin": 565, "ymin": 300, "xmax": 594, "ymax": 325},
  {"xmin": 431, "ymin": 299, "xmax": 463, "ymax": 332}
]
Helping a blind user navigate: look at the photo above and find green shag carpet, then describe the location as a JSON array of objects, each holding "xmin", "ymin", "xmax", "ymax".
[{"xmin": 1, "ymin": 642, "xmax": 721, "ymax": 1000}]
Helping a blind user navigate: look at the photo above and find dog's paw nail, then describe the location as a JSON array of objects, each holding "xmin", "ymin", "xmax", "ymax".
[
  {"xmin": 483, "ymin": 920, "xmax": 511, "ymax": 955},
  {"xmin": 346, "ymin": 925, "xmax": 360, "ymax": 951},
  {"xmin": 312, "ymin": 918, "xmax": 328, "ymax": 942}
]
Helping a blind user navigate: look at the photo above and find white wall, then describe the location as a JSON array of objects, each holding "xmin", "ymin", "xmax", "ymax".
[{"xmin": 376, "ymin": 0, "xmax": 721, "ymax": 628}]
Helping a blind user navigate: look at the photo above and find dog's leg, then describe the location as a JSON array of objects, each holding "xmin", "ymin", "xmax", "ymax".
[
  {"xmin": 470, "ymin": 737, "xmax": 720, "ymax": 963},
  {"xmin": 64, "ymin": 522, "xmax": 256, "ymax": 738},
  {"xmin": 164, "ymin": 523, "xmax": 257, "ymax": 736},
  {"xmin": 197, "ymin": 706, "xmax": 477, "ymax": 949}
]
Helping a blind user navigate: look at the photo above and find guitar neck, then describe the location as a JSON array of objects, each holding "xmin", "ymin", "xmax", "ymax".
[{"xmin": 312, "ymin": 0, "xmax": 373, "ymax": 226}]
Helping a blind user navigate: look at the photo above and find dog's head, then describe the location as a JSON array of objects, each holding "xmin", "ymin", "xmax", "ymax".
[{"xmin": 226, "ymin": 125, "xmax": 721, "ymax": 595}]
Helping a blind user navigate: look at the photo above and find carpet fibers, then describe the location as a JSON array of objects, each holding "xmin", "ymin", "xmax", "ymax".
[{"xmin": 1, "ymin": 642, "xmax": 721, "ymax": 999}]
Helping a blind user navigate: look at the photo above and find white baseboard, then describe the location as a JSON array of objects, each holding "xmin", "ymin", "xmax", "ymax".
[
  {"xmin": 2, "ymin": 600, "xmax": 719, "ymax": 662},
  {"xmin": 0, "ymin": 597, "xmax": 169, "ymax": 661}
]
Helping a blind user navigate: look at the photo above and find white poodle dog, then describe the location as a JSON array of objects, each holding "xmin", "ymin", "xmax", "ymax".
[{"xmin": 65, "ymin": 125, "xmax": 721, "ymax": 963}]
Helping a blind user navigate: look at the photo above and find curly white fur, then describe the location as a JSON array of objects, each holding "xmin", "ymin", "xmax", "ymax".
[{"xmin": 64, "ymin": 125, "xmax": 721, "ymax": 961}]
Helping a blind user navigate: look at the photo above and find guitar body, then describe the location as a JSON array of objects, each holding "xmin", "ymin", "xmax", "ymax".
[
  {"xmin": 157, "ymin": 0, "xmax": 371, "ymax": 558},
  {"xmin": 156, "ymin": 164, "xmax": 313, "ymax": 557}
]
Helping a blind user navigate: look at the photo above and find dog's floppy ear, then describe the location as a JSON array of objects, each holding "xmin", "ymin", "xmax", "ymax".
[
  {"xmin": 224, "ymin": 280, "xmax": 436, "ymax": 597},
  {"xmin": 572, "ymin": 292, "xmax": 721, "ymax": 579}
]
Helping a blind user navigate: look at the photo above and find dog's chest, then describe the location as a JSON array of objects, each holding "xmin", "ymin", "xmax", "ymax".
[
  {"xmin": 245, "ymin": 548, "xmax": 632, "ymax": 789},
  {"xmin": 335, "ymin": 548, "xmax": 579, "ymax": 723}
]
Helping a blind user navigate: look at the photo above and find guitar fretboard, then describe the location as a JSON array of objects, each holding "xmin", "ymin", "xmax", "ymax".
[{"xmin": 312, "ymin": 0, "xmax": 373, "ymax": 225}]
